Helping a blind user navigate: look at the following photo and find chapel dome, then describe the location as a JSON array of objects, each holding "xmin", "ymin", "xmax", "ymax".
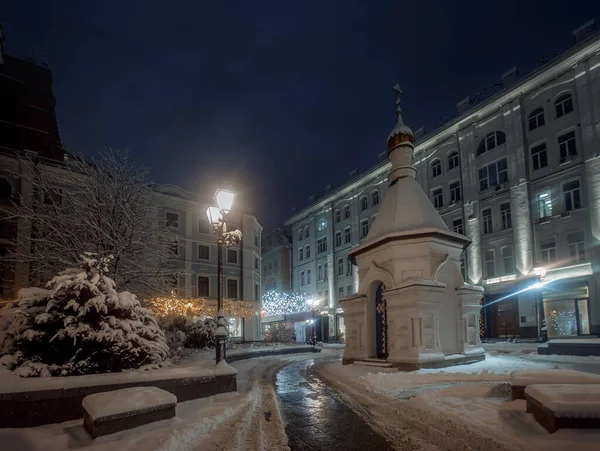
[{"xmin": 386, "ymin": 84, "xmax": 414, "ymax": 152}]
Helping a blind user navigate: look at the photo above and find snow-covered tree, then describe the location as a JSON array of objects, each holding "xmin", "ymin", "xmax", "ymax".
[
  {"xmin": 0, "ymin": 254, "xmax": 169, "ymax": 377},
  {"xmin": 2, "ymin": 149, "xmax": 177, "ymax": 298}
]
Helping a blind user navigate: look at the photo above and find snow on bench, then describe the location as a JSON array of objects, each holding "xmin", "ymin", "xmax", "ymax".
[
  {"xmin": 83, "ymin": 386, "xmax": 177, "ymax": 438},
  {"xmin": 510, "ymin": 369, "xmax": 600, "ymax": 400},
  {"xmin": 525, "ymin": 384, "xmax": 600, "ymax": 433}
]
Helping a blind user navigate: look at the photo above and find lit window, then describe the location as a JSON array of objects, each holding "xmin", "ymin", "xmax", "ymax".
[
  {"xmin": 482, "ymin": 208, "xmax": 493, "ymax": 234},
  {"xmin": 371, "ymin": 190, "xmax": 379, "ymax": 206},
  {"xmin": 531, "ymin": 143, "xmax": 548, "ymax": 170},
  {"xmin": 485, "ymin": 249, "xmax": 495, "ymax": 278},
  {"xmin": 228, "ymin": 317, "xmax": 243, "ymax": 337},
  {"xmin": 476, "ymin": 131, "xmax": 506, "ymax": 156},
  {"xmin": 555, "ymin": 93, "xmax": 573, "ymax": 118},
  {"xmin": 431, "ymin": 159, "xmax": 442, "ymax": 178},
  {"xmin": 502, "ymin": 246, "xmax": 514, "ymax": 275},
  {"xmin": 335, "ymin": 231, "xmax": 342, "ymax": 247},
  {"xmin": 558, "ymin": 131, "xmax": 577, "ymax": 163},
  {"xmin": 567, "ymin": 231, "xmax": 585, "ymax": 262},
  {"xmin": 563, "ymin": 180, "xmax": 581, "ymax": 211},
  {"xmin": 500, "ymin": 203, "xmax": 511, "ymax": 229},
  {"xmin": 449, "ymin": 181, "xmax": 461, "ymax": 204},
  {"xmin": 528, "ymin": 108, "xmax": 545, "ymax": 131},
  {"xmin": 448, "ymin": 152, "xmax": 459, "ymax": 170},
  {"xmin": 453, "ymin": 218, "xmax": 464, "ymax": 235},
  {"xmin": 432, "ymin": 188, "xmax": 443, "ymax": 209},
  {"xmin": 537, "ymin": 191, "xmax": 552, "ymax": 219},
  {"xmin": 360, "ymin": 196, "xmax": 368, "ymax": 211},
  {"xmin": 317, "ymin": 219, "xmax": 327, "ymax": 232}
]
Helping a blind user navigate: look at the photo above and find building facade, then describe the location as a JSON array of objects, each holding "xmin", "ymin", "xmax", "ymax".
[
  {"xmin": 261, "ymin": 228, "xmax": 292, "ymax": 294},
  {"xmin": 153, "ymin": 184, "xmax": 264, "ymax": 341},
  {"xmin": 285, "ymin": 25, "xmax": 600, "ymax": 341}
]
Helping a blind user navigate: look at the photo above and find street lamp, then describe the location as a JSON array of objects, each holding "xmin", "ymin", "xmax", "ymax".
[
  {"xmin": 306, "ymin": 298, "xmax": 320, "ymax": 346},
  {"xmin": 206, "ymin": 188, "xmax": 242, "ymax": 364},
  {"xmin": 533, "ymin": 267, "xmax": 548, "ymax": 342}
]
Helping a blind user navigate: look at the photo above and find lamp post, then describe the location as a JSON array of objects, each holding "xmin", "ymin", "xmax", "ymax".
[
  {"xmin": 306, "ymin": 298, "xmax": 320, "ymax": 346},
  {"xmin": 206, "ymin": 188, "xmax": 241, "ymax": 364},
  {"xmin": 533, "ymin": 267, "xmax": 548, "ymax": 342}
]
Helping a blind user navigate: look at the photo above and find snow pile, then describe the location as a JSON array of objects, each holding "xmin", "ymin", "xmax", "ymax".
[
  {"xmin": 0, "ymin": 253, "xmax": 169, "ymax": 377},
  {"xmin": 83, "ymin": 387, "xmax": 177, "ymax": 420},
  {"xmin": 511, "ymin": 368, "xmax": 600, "ymax": 386},
  {"xmin": 525, "ymin": 384, "xmax": 600, "ymax": 418}
]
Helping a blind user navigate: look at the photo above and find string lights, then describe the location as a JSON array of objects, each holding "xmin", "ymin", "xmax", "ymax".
[
  {"xmin": 147, "ymin": 295, "xmax": 256, "ymax": 319},
  {"xmin": 479, "ymin": 298, "xmax": 485, "ymax": 338},
  {"xmin": 262, "ymin": 291, "xmax": 311, "ymax": 317}
]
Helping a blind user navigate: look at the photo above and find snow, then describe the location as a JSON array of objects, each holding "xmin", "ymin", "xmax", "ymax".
[
  {"xmin": 525, "ymin": 384, "xmax": 600, "ymax": 418},
  {"xmin": 547, "ymin": 339, "xmax": 600, "ymax": 345},
  {"xmin": 511, "ymin": 368, "xmax": 600, "ymax": 386},
  {"xmin": 484, "ymin": 341, "xmax": 600, "ymax": 364},
  {"xmin": 82, "ymin": 387, "xmax": 177, "ymax": 420}
]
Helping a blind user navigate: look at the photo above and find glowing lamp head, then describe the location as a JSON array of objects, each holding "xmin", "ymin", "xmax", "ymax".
[
  {"xmin": 215, "ymin": 188, "xmax": 235, "ymax": 214},
  {"xmin": 206, "ymin": 206, "xmax": 222, "ymax": 226}
]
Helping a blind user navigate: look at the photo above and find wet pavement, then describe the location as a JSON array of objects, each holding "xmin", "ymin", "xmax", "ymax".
[{"xmin": 276, "ymin": 359, "xmax": 393, "ymax": 451}]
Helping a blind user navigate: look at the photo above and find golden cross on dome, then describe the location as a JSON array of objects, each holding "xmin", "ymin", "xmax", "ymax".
[{"xmin": 393, "ymin": 83, "xmax": 402, "ymax": 106}]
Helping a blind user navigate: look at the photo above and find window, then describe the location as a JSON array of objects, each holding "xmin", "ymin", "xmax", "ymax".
[
  {"xmin": 254, "ymin": 233, "xmax": 259, "ymax": 247},
  {"xmin": 317, "ymin": 264, "xmax": 323, "ymax": 281},
  {"xmin": 431, "ymin": 159, "xmax": 442, "ymax": 178},
  {"xmin": 372, "ymin": 190, "xmax": 379, "ymax": 206},
  {"xmin": 166, "ymin": 212, "xmax": 179, "ymax": 228},
  {"xmin": 540, "ymin": 240, "xmax": 556, "ymax": 264},
  {"xmin": 360, "ymin": 196, "xmax": 368, "ymax": 211},
  {"xmin": 338, "ymin": 286, "xmax": 344, "ymax": 298},
  {"xmin": 344, "ymin": 227, "xmax": 351, "ymax": 244},
  {"xmin": 478, "ymin": 158, "xmax": 508, "ymax": 191},
  {"xmin": 563, "ymin": 180, "xmax": 581, "ymax": 211},
  {"xmin": 196, "ymin": 244, "xmax": 208, "ymax": 260},
  {"xmin": 300, "ymin": 271, "xmax": 305, "ymax": 286},
  {"xmin": 305, "ymin": 226, "xmax": 310, "ymax": 238},
  {"xmin": 531, "ymin": 143, "xmax": 548, "ymax": 170},
  {"xmin": 0, "ymin": 178, "xmax": 12, "ymax": 204},
  {"xmin": 482, "ymin": 208, "xmax": 493, "ymax": 234},
  {"xmin": 198, "ymin": 218, "xmax": 209, "ymax": 234},
  {"xmin": 274, "ymin": 261, "xmax": 279, "ymax": 273},
  {"xmin": 449, "ymin": 181, "xmax": 461, "ymax": 204},
  {"xmin": 347, "ymin": 284, "xmax": 353, "ymax": 296},
  {"xmin": 307, "ymin": 269, "xmax": 312, "ymax": 284},
  {"xmin": 338, "ymin": 258, "xmax": 344, "ymax": 276},
  {"xmin": 432, "ymin": 188, "xmax": 443, "ymax": 209},
  {"xmin": 500, "ymin": 203, "xmax": 512, "ymax": 229},
  {"xmin": 528, "ymin": 108, "xmax": 545, "ymax": 131},
  {"xmin": 317, "ymin": 219, "xmax": 327, "ymax": 232},
  {"xmin": 476, "ymin": 131, "xmax": 506, "ymax": 156},
  {"xmin": 255, "ymin": 283, "xmax": 260, "ymax": 301},
  {"xmin": 170, "ymin": 241, "xmax": 179, "ymax": 256},
  {"xmin": 448, "ymin": 151, "xmax": 459, "ymax": 170},
  {"xmin": 360, "ymin": 219, "xmax": 369, "ymax": 238},
  {"xmin": 335, "ymin": 231, "xmax": 342, "ymax": 247},
  {"xmin": 485, "ymin": 249, "xmax": 495, "ymax": 279},
  {"xmin": 305, "ymin": 245, "xmax": 311, "ymax": 259},
  {"xmin": 227, "ymin": 249, "xmax": 237, "ymax": 264},
  {"xmin": 502, "ymin": 246, "xmax": 514, "ymax": 275},
  {"xmin": 198, "ymin": 276, "xmax": 209, "ymax": 297},
  {"xmin": 324, "ymin": 263, "xmax": 328, "ymax": 281},
  {"xmin": 44, "ymin": 188, "xmax": 63, "ymax": 206},
  {"xmin": 460, "ymin": 253, "xmax": 466, "ymax": 280},
  {"xmin": 568, "ymin": 231, "xmax": 585, "ymax": 262},
  {"xmin": 343, "ymin": 205, "xmax": 351, "ymax": 219},
  {"xmin": 555, "ymin": 93, "xmax": 573, "ymax": 118},
  {"xmin": 227, "ymin": 279, "xmax": 238, "ymax": 298},
  {"xmin": 299, "ymin": 247, "xmax": 304, "ymax": 261},
  {"xmin": 537, "ymin": 191, "xmax": 552, "ymax": 219},
  {"xmin": 264, "ymin": 265, "xmax": 268, "ymax": 274},
  {"xmin": 346, "ymin": 258, "xmax": 352, "ymax": 275},
  {"xmin": 452, "ymin": 218, "xmax": 464, "ymax": 235},
  {"xmin": 255, "ymin": 257, "xmax": 259, "ymax": 269},
  {"xmin": 317, "ymin": 237, "xmax": 327, "ymax": 254},
  {"xmin": 558, "ymin": 131, "xmax": 577, "ymax": 163},
  {"xmin": 335, "ymin": 210, "xmax": 341, "ymax": 223},
  {"xmin": 299, "ymin": 229, "xmax": 303, "ymax": 241},
  {"xmin": 268, "ymin": 263, "xmax": 273, "ymax": 275}
]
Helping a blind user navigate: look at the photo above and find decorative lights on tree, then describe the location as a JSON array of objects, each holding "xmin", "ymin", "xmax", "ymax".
[
  {"xmin": 262, "ymin": 291, "xmax": 312, "ymax": 317},
  {"xmin": 479, "ymin": 298, "xmax": 485, "ymax": 339},
  {"xmin": 148, "ymin": 294, "xmax": 256, "ymax": 319}
]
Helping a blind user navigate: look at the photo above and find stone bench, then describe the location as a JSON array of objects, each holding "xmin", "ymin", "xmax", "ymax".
[
  {"xmin": 525, "ymin": 384, "xmax": 600, "ymax": 433},
  {"xmin": 83, "ymin": 386, "xmax": 177, "ymax": 438},
  {"xmin": 510, "ymin": 369, "xmax": 600, "ymax": 400}
]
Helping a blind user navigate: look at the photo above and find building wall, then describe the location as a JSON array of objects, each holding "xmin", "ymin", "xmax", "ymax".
[
  {"xmin": 261, "ymin": 228, "xmax": 292, "ymax": 294},
  {"xmin": 285, "ymin": 31, "xmax": 600, "ymax": 339}
]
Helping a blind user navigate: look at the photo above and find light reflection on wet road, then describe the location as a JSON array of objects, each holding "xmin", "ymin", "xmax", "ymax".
[{"xmin": 276, "ymin": 358, "xmax": 393, "ymax": 451}]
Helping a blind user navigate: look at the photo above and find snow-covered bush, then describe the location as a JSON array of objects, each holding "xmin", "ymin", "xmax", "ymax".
[
  {"xmin": 263, "ymin": 322, "xmax": 295, "ymax": 344},
  {"xmin": 186, "ymin": 318, "xmax": 217, "ymax": 349},
  {"xmin": 0, "ymin": 254, "xmax": 169, "ymax": 377}
]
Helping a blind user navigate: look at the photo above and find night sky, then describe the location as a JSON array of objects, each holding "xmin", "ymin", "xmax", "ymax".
[{"xmin": 2, "ymin": 1, "xmax": 599, "ymax": 230}]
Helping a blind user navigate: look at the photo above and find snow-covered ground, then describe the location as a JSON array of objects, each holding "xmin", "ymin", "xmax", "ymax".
[
  {"xmin": 318, "ymin": 354, "xmax": 600, "ymax": 450},
  {"xmin": 483, "ymin": 341, "xmax": 600, "ymax": 364}
]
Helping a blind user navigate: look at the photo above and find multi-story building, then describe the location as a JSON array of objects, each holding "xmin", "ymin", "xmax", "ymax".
[
  {"xmin": 261, "ymin": 228, "xmax": 292, "ymax": 294},
  {"xmin": 153, "ymin": 184, "xmax": 263, "ymax": 341},
  {"xmin": 285, "ymin": 22, "xmax": 600, "ymax": 341}
]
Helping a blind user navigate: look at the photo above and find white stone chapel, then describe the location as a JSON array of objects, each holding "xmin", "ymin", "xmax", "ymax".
[{"xmin": 341, "ymin": 86, "xmax": 485, "ymax": 369}]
